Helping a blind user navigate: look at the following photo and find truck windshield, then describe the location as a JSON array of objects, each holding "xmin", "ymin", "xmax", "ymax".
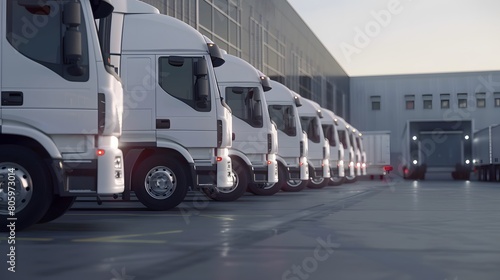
[
  {"xmin": 268, "ymin": 105, "xmax": 296, "ymax": 136},
  {"xmin": 322, "ymin": 125, "xmax": 337, "ymax": 147},
  {"xmin": 226, "ymin": 87, "xmax": 263, "ymax": 128},
  {"xmin": 338, "ymin": 130, "xmax": 347, "ymax": 149},
  {"xmin": 300, "ymin": 117, "xmax": 320, "ymax": 143}
]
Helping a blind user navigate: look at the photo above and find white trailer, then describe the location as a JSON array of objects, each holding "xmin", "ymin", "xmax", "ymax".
[
  {"xmin": 211, "ymin": 53, "xmax": 279, "ymax": 198},
  {"xmin": 296, "ymin": 97, "xmax": 331, "ymax": 189},
  {"xmin": 473, "ymin": 124, "xmax": 500, "ymax": 182},
  {"xmin": 362, "ymin": 131, "xmax": 392, "ymax": 179},
  {"xmin": 0, "ymin": 0, "xmax": 125, "ymax": 231},
  {"xmin": 321, "ymin": 109, "xmax": 345, "ymax": 186},
  {"xmin": 265, "ymin": 81, "xmax": 309, "ymax": 192},
  {"xmin": 108, "ymin": 0, "xmax": 234, "ymax": 210}
]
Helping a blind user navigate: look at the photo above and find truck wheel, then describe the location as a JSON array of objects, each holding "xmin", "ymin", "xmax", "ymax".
[
  {"xmin": 248, "ymin": 166, "xmax": 282, "ymax": 196},
  {"xmin": 133, "ymin": 155, "xmax": 188, "ymax": 210},
  {"xmin": 329, "ymin": 175, "xmax": 343, "ymax": 186},
  {"xmin": 345, "ymin": 175, "xmax": 357, "ymax": 183},
  {"xmin": 203, "ymin": 160, "xmax": 247, "ymax": 201},
  {"xmin": 1, "ymin": 145, "xmax": 53, "ymax": 231},
  {"xmin": 307, "ymin": 176, "xmax": 329, "ymax": 189},
  {"xmin": 37, "ymin": 196, "xmax": 76, "ymax": 224},
  {"xmin": 281, "ymin": 165, "xmax": 307, "ymax": 192}
]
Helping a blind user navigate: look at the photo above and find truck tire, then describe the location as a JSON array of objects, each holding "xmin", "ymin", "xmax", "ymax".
[
  {"xmin": 329, "ymin": 175, "xmax": 343, "ymax": 186},
  {"xmin": 133, "ymin": 155, "xmax": 188, "ymax": 210},
  {"xmin": 37, "ymin": 196, "xmax": 76, "ymax": 224},
  {"xmin": 203, "ymin": 159, "xmax": 247, "ymax": 201},
  {"xmin": 281, "ymin": 165, "xmax": 307, "ymax": 192},
  {"xmin": 1, "ymin": 145, "xmax": 53, "ymax": 231},
  {"xmin": 345, "ymin": 175, "xmax": 357, "ymax": 183},
  {"xmin": 247, "ymin": 166, "xmax": 282, "ymax": 196},
  {"xmin": 307, "ymin": 176, "xmax": 329, "ymax": 189}
]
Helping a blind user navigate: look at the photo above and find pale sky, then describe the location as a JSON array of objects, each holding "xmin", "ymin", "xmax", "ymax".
[{"xmin": 287, "ymin": 0, "xmax": 500, "ymax": 76}]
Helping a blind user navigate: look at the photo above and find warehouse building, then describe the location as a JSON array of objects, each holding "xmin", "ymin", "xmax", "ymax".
[
  {"xmin": 140, "ymin": 0, "xmax": 350, "ymax": 119},
  {"xmin": 350, "ymin": 71, "xmax": 500, "ymax": 172}
]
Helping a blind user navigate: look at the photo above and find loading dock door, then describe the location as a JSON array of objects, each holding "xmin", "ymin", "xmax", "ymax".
[{"xmin": 419, "ymin": 132, "xmax": 463, "ymax": 167}]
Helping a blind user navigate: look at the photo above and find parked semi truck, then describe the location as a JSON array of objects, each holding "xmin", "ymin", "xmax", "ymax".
[
  {"xmin": 265, "ymin": 81, "xmax": 309, "ymax": 192},
  {"xmin": 1, "ymin": 0, "xmax": 125, "ymax": 231},
  {"xmin": 353, "ymin": 128, "xmax": 367, "ymax": 176},
  {"xmin": 210, "ymin": 53, "xmax": 279, "ymax": 198},
  {"xmin": 108, "ymin": 0, "xmax": 234, "ymax": 210},
  {"xmin": 346, "ymin": 123, "xmax": 362, "ymax": 178},
  {"xmin": 319, "ymin": 109, "xmax": 345, "ymax": 186},
  {"xmin": 296, "ymin": 97, "xmax": 331, "ymax": 189},
  {"xmin": 473, "ymin": 124, "xmax": 500, "ymax": 182},
  {"xmin": 362, "ymin": 131, "xmax": 392, "ymax": 180},
  {"xmin": 336, "ymin": 117, "xmax": 356, "ymax": 183}
]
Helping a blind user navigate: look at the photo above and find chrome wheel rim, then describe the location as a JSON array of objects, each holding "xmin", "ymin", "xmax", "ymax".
[
  {"xmin": 144, "ymin": 166, "xmax": 176, "ymax": 199},
  {"xmin": 0, "ymin": 163, "xmax": 33, "ymax": 214}
]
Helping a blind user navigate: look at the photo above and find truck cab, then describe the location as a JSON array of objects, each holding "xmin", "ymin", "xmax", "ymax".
[
  {"xmin": 346, "ymin": 122, "xmax": 362, "ymax": 178},
  {"xmin": 108, "ymin": 0, "xmax": 234, "ymax": 210},
  {"xmin": 321, "ymin": 109, "xmax": 345, "ymax": 186},
  {"xmin": 1, "ymin": 0, "xmax": 124, "ymax": 231},
  {"xmin": 296, "ymin": 97, "xmax": 331, "ymax": 189},
  {"xmin": 336, "ymin": 117, "xmax": 356, "ymax": 182},
  {"xmin": 265, "ymin": 81, "xmax": 309, "ymax": 192},
  {"xmin": 211, "ymin": 53, "xmax": 279, "ymax": 198}
]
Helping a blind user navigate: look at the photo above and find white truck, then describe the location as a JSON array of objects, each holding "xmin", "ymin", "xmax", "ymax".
[
  {"xmin": 336, "ymin": 117, "xmax": 356, "ymax": 183},
  {"xmin": 352, "ymin": 127, "xmax": 367, "ymax": 176},
  {"xmin": 210, "ymin": 53, "xmax": 279, "ymax": 198},
  {"xmin": 473, "ymin": 124, "xmax": 500, "ymax": 182},
  {"xmin": 1, "ymin": 0, "xmax": 124, "ymax": 231},
  {"xmin": 108, "ymin": 0, "xmax": 234, "ymax": 210},
  {"xmin": 265, "ymin": 81, "xmax": 309, "ymax": 192},
  {"xmin": 296, "ymin": 97, "xmax": 331, "ymax": 188},
  {"xmin": 362, "ymin": 131, "xmax": 392, "ymax": 180},
  {"xmin": 321, "ymin": 109, "xmax": 345, "ymax": 186},
  {"xmin": 346, "ymin": 123, "xmax": 362, "ymax": 178}
]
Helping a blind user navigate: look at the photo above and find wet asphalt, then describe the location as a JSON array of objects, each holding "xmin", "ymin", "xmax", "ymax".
[{"xmin": 1, "ymin": 176, "xmax": 500, "ymax": 280}]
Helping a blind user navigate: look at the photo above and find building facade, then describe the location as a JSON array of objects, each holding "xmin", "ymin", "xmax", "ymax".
[
  {"xmin": 140, "ymin": 0, "xmax": 350, "ymax": 119},
  {"xmin": 350, "ymin": 71, "xmax": 500, "ymax": 170}
]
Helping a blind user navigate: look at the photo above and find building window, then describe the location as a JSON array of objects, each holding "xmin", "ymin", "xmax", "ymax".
[
  {"xmin": 440, "ymin": 93, "xmax": 450, "ymax": 109},
  {"xmin": 495, "ymin": 92, "xmax": 500, "ymax": 107},
  {"xmin": 406, "ymin": 100, "xmax": 414, "ymax": 110},
  {"xmin": 370, "ymin": 96, "xmax": 381, "ymax": 110},
  {"xmin": 457, "ymin": 93, "xmax": 467, "ymax": 108},
  {"xmin": 476, "ymin": 92, "xmax": 486, "ymax": 108},
  {"xmin": 422, "ymin": 94, "xmax": 432, "ymax": 109},
  {"xmin": 405, "ymin": 95, "xmax": 415, "ymax": 110}
]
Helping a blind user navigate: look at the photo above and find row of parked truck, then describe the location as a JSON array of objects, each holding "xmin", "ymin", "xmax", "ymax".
[{"xmin": 0, "ymin": 0, "xmax": 371, "ymax": 231}]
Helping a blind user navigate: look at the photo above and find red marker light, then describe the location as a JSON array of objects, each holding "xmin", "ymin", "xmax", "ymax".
[
  {"xmin": 97, "ymin": 149, "xmax": 105, "ymax": 156},
  {"xmin": 384, "ymin": 165, "xmax": 393, "ymax": 172},
  {"xmin": 216, "ymin": 157, "xmax": 223, "ymax": 162},
  {"xmin": 267, "ymin": 160, "xmax": 272, "ymax": 165}
]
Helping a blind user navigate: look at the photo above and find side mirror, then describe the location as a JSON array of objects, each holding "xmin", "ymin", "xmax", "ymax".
[
  {"xmin": 207, "ymin": 43, "xmax": 225, "ymax": 67},
  {"xmin": 90, "ymin": 0, "xmax": 114, "ymax": 19},
  {"xmin": 195, "ymin": 58, "xmax": 208, "ymax": 76},
  {"xmin": 260, "ymin": 76, "xmax": 272, "ymax": 92},
  {"xmin": 252, "ymin": 103, "xmax": 263, "ymax": 126},
  {"xmin": 253, "ymin": 90, "xmax": 262, "ymax": 101},
  {"xmin": 195, "ymin": 76, "xmax": 209, "ymax": 108},
  {"xmin": 63, "ymin": 2, "xmax": 83, "ymax": 76},
  {"xmin": 294, "ymin": 95, "xmax": 302, "ymax": 107}
]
